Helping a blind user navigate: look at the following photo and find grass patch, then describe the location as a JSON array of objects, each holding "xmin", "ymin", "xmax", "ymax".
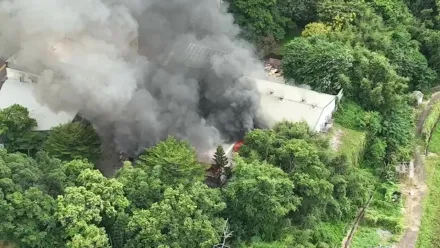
[
  {"xmin": 363, "ymin": 183, "xmax": 404, "ymax": 234},
  {"xmin": 331, "ymin": 124, "xmax": 366, "ymax": 166},
  {"xmin": 428, "ymin": 124, "xmax": 440, "ymax": 153},
  {"xmin": 334, "ymin": 101, "xmax": 367, "ymax": 131},
  {"xmin": 314, "ymin": 221, "xmax": 347, "ymax": 245},
  {"xmin": 353, "ymin": 182, "xmax": 404, "ymax": 248},
  {"xmin": 417, "ymin": 156, "xmax": 440, "ymax": 248},
  {"xmin": 351, "ymin": 227, "xmax": 382, "ymax": 248}
]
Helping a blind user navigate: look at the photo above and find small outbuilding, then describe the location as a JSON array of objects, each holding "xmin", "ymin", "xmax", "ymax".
[{"xmin": 412, "ymin": 91, "xmax": 424, "ymax": 106}]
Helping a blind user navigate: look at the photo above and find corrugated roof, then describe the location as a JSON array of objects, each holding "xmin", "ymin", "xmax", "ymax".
[
  {"xmin": 173, "ymin": 43, "xmax": 227, "ymax": 68},
  {"xmin": 0, "ymin": 69, "xmax": 77, "ymax": 131},
  {"xmin": 250, "ymin": 77, "xmax": 337, "ymax": 130}
]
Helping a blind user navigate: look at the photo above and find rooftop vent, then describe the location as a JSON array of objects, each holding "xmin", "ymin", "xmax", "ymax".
[
  {"xmin": 301, "ymin": 98, "xmax": 306, "ymax": 103},
  {"xmin": 270, "ymin": 90, "xmax": 274, "ymax": 95},
  {"xmin": 279, "ymin": 96, "xmax": 284, "ymax": 102},
  {"xmin": 312, "ymin": 104, "xmax": 317, "ymax": 109}
]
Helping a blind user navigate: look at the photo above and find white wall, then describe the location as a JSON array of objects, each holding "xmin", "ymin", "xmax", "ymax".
[
  {"xmin": 314, "ymin": 98, "xmax": 336, "ymax": 132},
  {"xmin": 6, "ymin": 68, "xmax": 40, "ymax": 83}
]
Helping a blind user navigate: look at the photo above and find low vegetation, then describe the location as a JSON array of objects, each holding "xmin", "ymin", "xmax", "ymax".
[
  {"xmin": 428, "ymin": 124, "xmax": 440, "ymax": 153},
  {"xmin": 417, "ymin": 156, "xmax": 440, "ymax": 247},
  {"xmin": 332, "ymin": 124, "xmax": 366, "ymax": 166},
  {"xmin": 421, "ymin": 103, "xmax": 440, "ymax": 145}
]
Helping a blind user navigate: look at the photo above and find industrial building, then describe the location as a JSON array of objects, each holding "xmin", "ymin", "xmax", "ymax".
[
  {"xmin": 0, "ymin": 0, "xmax": 342, "ymax": 176},
  {"xmin": 253, "ymin": 77, "xmax": 342, "ymax": 133}
]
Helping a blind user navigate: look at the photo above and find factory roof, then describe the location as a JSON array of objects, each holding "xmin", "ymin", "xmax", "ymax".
[
  {"xmin": 0, "ymin": 69, "xmax": 77, "ymax": 131},
  {"xmin": 251, "ymin": 77, "xmax": 338, "ymax": 130}
]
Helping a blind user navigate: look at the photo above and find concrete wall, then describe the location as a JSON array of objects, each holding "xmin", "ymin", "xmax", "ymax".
[{"xmin": 314, "ymin": 98, "xmax": 337, "ymax": 132}]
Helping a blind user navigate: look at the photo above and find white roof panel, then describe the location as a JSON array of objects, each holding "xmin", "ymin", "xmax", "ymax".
[
  {"xmin": 252, "ymin": 77, "xmax": 336, "ymax": 108},
  {"xmin": 250, "ymin": 77, "xmax": 336, "ymax": 129},
  {"xmin": 0, "ymin": 79, "xmax": 77, "ymax": 131}
]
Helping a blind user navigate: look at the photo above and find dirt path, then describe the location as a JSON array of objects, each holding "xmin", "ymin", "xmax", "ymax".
[
  {"xmin": 331, "ymin": 128, "xmax": 343, "ymax": 152},
  {"xmin": 394, "ymin": 147, "xmax": 427, "ymax": 248},
  {"xmin": 393, "ymin": 93, "xmax": 440, "ymax": 248}
]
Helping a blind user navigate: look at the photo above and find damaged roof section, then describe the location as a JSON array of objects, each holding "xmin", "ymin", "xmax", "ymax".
[{"xmin": 170, "ymin": 42, "xmax": 228, "ymax": 68}]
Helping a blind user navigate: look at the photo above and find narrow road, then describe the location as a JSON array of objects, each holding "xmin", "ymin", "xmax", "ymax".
[
  {"xmin": 394, "ymin": 147, "xmax": 427, "ymax": 248},
  {"xmin": 394, "ymin": 92, "xmax": 440, "ymax": 248}
]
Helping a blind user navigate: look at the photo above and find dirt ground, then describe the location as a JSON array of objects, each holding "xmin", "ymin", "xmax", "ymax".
[
  {"xmin": 331, "ymin": 128, "xmax": 343, "ymax": 151},
  {"xmin": 393, "ymin": 93, "xmax": 440, "ymax": 248},
  {"xmin": 394, "ymin": 147, "xmax": 427, "ymax": 248}
]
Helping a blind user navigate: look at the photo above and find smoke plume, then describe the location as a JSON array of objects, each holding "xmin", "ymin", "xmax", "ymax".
[{"xmin": 0, "ymin": 0, "xmax": 264, "ymax": 158}]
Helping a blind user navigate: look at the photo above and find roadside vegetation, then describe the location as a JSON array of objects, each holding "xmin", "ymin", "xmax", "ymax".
[{"xmin": 418, "ymin": 149, "xmax": 440, "ymax": 247}]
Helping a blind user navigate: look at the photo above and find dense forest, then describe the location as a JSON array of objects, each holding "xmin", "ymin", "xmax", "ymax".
[{"xmin": 2, "ymin": 0, "xmax": 440, "ymax": 247}]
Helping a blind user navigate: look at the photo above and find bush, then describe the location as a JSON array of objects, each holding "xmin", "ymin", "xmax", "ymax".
[{"xmin": 333, "ymin": 101, "xmax": 366, "ymax": 130}]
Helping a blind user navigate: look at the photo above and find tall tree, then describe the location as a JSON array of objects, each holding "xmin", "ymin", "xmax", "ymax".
[
  {"xmin": 223, "ymin": 157, "xmax": 300, "ymax": 240},
  {"xmin": 125, "ymin": 183, "xmax": 226, "ymax": 248},
  {"xmin": 44, "ymin": 122, "xmax": 102, "ymax": 163},
  {"xmin": 227, "ymin": 0, "xmax": 292, "ymax": 54},
  {"xmin": 282, "ymin": 36, "xmax": 353, "ymax": 94},
  {"xmin": 0, "ymin": 104, "xmax": 45, "ymax": 154},
  {"xmin": 136, "ymin": 137, "xmax": 205, "ymax": 187},
  {"xmin": 212, "ymin": 145, "xmax": 228, "ymax": 173}
]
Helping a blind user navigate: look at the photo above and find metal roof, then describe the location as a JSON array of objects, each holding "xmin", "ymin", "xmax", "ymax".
[
  {"xmin": 180, "ymin": 43, "xmax": 227, "ymax": 68},
  {"xmin": 251, "ymin": 77, "xmax": 337, "ymax": 131}
]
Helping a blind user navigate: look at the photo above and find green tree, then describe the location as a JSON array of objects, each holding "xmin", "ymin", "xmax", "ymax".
[
  {"xmin": 301, "ymin": 22, "xmax": 332, "ymax": 37},
  {"xmin": 125, "ymin": 182, "xmax": 226, "ymax": 248},
  {"xmin": 56, "ymin": 186, "xmax": 110, "ymax": 248},
  {"xmin": 44, "ymin": 122, "xmax": 101, "ymax": 163},
  {"xmin": 348, "ymin": 48, "xmax": 408, "ymax": 111},
  {"xmin": 0, "ymin": 187, "xmax": 61, "ymax": 248},
  {"xmin": 277, "ymin": 0, "xmax": 318, "ymax": 24},
  {"xmin": 116, "ymin": 162, "xmax": 164, "ymax": 210},
  {"xmin": 136, "ymin": 136, "xmax": 205, "ymax": 187},
  {"xmin": 283, "ymin": 36, "xmax": 353, "ymax": 94},
  {"xmin": 0, "ymin": 104, "xmax": 45, "ymax": 154},
  {"xmin": 0, "ymin": 150, "xmax": 64, "ymax": 247},
  {"xmin": 223, "ymin": 157, "xmax": 300, "ymax": 240},
  {"xmin": 227, "ymin": 0, "xmax": 292, "ymax": 52},
  {"xmin": 213, "ymin": 145, "xmax": 228, "ymax": 168}
]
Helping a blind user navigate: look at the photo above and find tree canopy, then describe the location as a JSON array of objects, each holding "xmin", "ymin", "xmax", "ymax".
[{"xmin": 44, "ymin": 122, "xmax": 102, "ymax": 163}]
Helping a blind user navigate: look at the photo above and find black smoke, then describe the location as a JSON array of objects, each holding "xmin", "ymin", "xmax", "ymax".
[{"xmin": 0, "ymin": 0, "xmax": 265, "ymax": 159}]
